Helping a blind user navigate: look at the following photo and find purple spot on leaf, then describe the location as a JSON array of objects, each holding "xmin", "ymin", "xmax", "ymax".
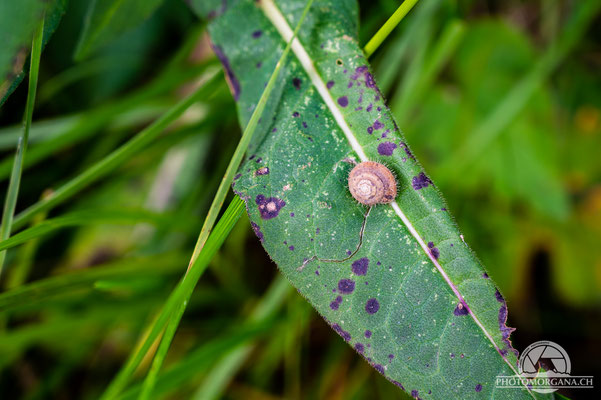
[
  {"xmin": 374, "ymin": 364, "xmax": 385, "ymax": 375},
  {"xmin": 337, "ymin": 96, "xmax": 348, "ymax": 107},
  {"xmin": 255, "ymin": 195, "xmax": 285, "ymax": 220},
  {"xmin": 430, "ymin": 247, "xmax": 440, "ymax": 259},
  {"xmin": 338, "ymin": 279, "xmax": 355, "ymax": 294},
  {"xmin": 332, "ymin": 324, "xmax": 351, "ymax": 341},
  {"xmin": 365, "ymin": 298, "xmax": 379, "ymax": 314},
  {"xmin": 373, "ymin": 120, "xmax": 384, "ymax": 130},
  {"xmin": 495, "ymin": 290, "xmax": 518, "ymax": 355},
  {"xmin": 292, "ymin": 77, "xmax": 301, "ymax": 90},
  {"xmin": 326, "ymin": 80, "xmax": 334, "ymax": 89},
  {"xmin": 412, "ymin": 172, "xmax": 433, "ymax": 190},
  {"xmin": 377, "ymin": 142, "xmax": 397, "ymax": 156},
  {"xmin": 392, "ymin": 381, "xmax": 404, "ymax": 389},
  {"xmin": 365, "ymin": 330, "xmax": 372, "ymax": 338},
  {"xmin": 475, "ymin": 384, "xmax": 482, "ymax": 392},
  {"xmin": 454, "ymin": 301, "xmax": 469, "ymax": 316},
  {"xmin": 400, "ymin": 142, "xmax": 415, "ymax": 160},
  {"xmin": 250, "ymin": 222, "xmax": 263, "ymax": 242},
  {"xmin": 252, "ymin": 30, "xmax": 262, "ymax": 38},
  {"xmin": 255, "ymin": 167, "xmax": 269, "ymax": 176},
  {"xmin": 211, "ymin": 44, "xmax": 240, "ymax": 101},
  {"xmin": 352, "ymin": 258, "xmax": 369, "ymax": 275}
]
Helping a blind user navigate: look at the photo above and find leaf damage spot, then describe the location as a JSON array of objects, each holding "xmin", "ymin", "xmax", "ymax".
[
  {"xmin": 453, "ymin": 301, "xmax": 469, "ymax": 316},
  {"xmin": 412, "ymin": 172, "xmax": 433, "ymax": 190},
  {"xmin": 255, "ymin": 167, "xmax": 269, "ymax": 176},
  {"xmin": 378, "ymin": 141, "xmax": 397, "ymax": 156},
  {"xmin": 330, "ymin": 295, "xmax": 343, "ymax": 310},
  {"xmin": 427, "ymin": 241, "xmax": 440, "ymax": 259},
  {"xmin": 365, "ymin": 298, "xmax": 380, "ymax": 314},
  {"xmin": 495, "ymin": 290, "xmax": 518, "ymax": 356},
  {"xmin": 337, "ymin": 96, "xmax": 349, "ymax": 107},
  {"xmin": 400, "ymin": 142, "xmax": 415, "ymax": 160},
  {"xmin": 338, "ymin": 278, "xmax": 355, "ymax": 294},
  {"xmin": 211, "ymin": 44, "xmax": 240, "ymax": 101},
  {"xmin": 351, "ymin": 257, "xmax": 369, "ymax": 275},
  {"xmin": 250, "ymin": 222, "xmax": 264, "ymax": 242},
  {"xmin": 332, "ymin": 323, "xmax": 351, "ymax": 342},
  {"xmin": 255, "ymin": 195, "xmax": 285, "ymax": 219},
  {"xmin": 292, "ymin": 77, "xmax": 301, "ymax": 90}
]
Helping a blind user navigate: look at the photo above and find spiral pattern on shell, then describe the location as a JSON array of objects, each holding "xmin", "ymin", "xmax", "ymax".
[{"xmin": 348, "ymin": 161, "xmax": 397, "ymax": 205}]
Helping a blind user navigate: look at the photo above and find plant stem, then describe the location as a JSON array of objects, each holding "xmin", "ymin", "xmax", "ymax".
[
  {"xmin": 0, "ymin": 17, "xmax": 45, "ymax": 278},
  {"xmin": 99, "ymin": 196, "xmax": 245, "ymax": 400},
  {"xmin": 187, "ymin": 0, "xmax": 315, "ymax": 267},
  {"xmin": 137, "ymin": 1, "xmax": 316, "ymax": 398},
  {"xmin": 363, "ymin": 0, "xmax": 421, "ymax": 58}
]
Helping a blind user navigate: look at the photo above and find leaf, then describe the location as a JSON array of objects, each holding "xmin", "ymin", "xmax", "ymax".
[
  {"xmin": 199, "ymin": 0, "xmax": 554, "ymax": 398},
  {"xmin": 0, "ymin": 0, "xmax": 67, "ymax": 106},
  {"xmin": 74, "ymin": 0, "xmax": 166, "ymax": 60}
]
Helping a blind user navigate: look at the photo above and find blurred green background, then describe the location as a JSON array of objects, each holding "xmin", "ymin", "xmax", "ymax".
[{"xmin": 0, "ymin": 0, "xmax": 600, "ymax": 399}]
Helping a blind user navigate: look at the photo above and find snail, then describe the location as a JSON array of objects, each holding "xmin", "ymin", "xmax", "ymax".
[{"xmin": 348, "ymin": 161, "xmax": 397, "ymax": 205}]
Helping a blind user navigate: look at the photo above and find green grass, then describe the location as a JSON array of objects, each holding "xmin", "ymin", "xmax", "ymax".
[
  {"xmin": 0, "ymin": 17, "xmax": 45, "ymax": 275},
  {"xmin": 0, "ymin": 1, "xmax": 600, "ymax": 399}
]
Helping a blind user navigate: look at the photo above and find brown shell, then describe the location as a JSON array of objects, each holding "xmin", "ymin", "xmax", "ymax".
[{"xmin": 348, "ymin": 161, "xmax": 397, "ymax": 205}]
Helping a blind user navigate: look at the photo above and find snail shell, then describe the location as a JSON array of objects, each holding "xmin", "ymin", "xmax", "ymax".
[{"xmin": 348, "ymin": 161, "xmax": 397, "ymax": 205}]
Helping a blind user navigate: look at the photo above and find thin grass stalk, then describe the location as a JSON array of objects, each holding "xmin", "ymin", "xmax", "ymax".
[{"xmin": 0, "ymin": 17, "xmax": 45, "ymax": 278}]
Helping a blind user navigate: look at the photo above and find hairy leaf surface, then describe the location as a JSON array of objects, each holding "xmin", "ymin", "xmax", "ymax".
[{"xmin": 196, "ymin": 1, "xmax": 554, "ymax": 398}]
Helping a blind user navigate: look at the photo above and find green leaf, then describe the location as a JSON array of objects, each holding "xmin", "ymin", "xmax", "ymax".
[
  {"xmin": 201, "ymin": 1, "xmax": 555, "ymax": 398},
  {"xmin": 75, "ymin": 0, "xmax": 166, "ymax": 60},
  {"xmin": 0, "ymin": 0, "xmax": 67, "ymax": 106}
]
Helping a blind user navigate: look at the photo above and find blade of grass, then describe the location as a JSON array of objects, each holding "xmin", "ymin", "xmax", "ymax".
[
  {"xmin": 99, "ymin": 196, "xmax": 245, "ymax": 400},
  {"xmin": 390, "ymin": 20, "xmax": 432, "ymax": 120},
  {"xmin": 0, "ymin": 62, "xmax": 217, "ymax": 182},
  {"xmin": 375, "ymin": 0, "xmax": 440, "ymax": 93},
  {"xmin": 0, "ymin": 252, "xmax": 187, "ymax": 313},
  {"xmin": 117, "ymin": 279, "xmax": 289, "ymax": 400},
  {"xmin": 363, "ymin": 0, "xmax": 421, "ymax": 58},
  {"xmin": 11, "ymin": 67, "xmax": 221, "ymax": 231},
  {"xmin": 5, "ymin": 190, "xmax": 50, "ymax": 290},
  {"xmin": 0, "ymin": 208, "xmax": 191, "ymax": 253},
  {"xmin": 187, "ymin": 0, "xmax": 316, "ymax": 267},
  {"xmin": 192, "ymin": 277, "xmax": 290, "ymax": 400},
  {"xmin": 137, "ymin": 2, "xmax": 316, "ymax": 398},
  {"xmin": 0, "ymin": 17, "xmax": 45, "ymax": 277},
  {"xmin": 441, "ymin": 0, "xmax": 601, "ymax": 177},
  {"xmin": 393, "ymin": 19, "xmax": 466, "ymax": 122}
]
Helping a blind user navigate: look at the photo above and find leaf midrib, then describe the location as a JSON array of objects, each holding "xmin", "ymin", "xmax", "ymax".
[{"xmin": 258, "ymin": 0, "xmax": 531, "ymax": 395}]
